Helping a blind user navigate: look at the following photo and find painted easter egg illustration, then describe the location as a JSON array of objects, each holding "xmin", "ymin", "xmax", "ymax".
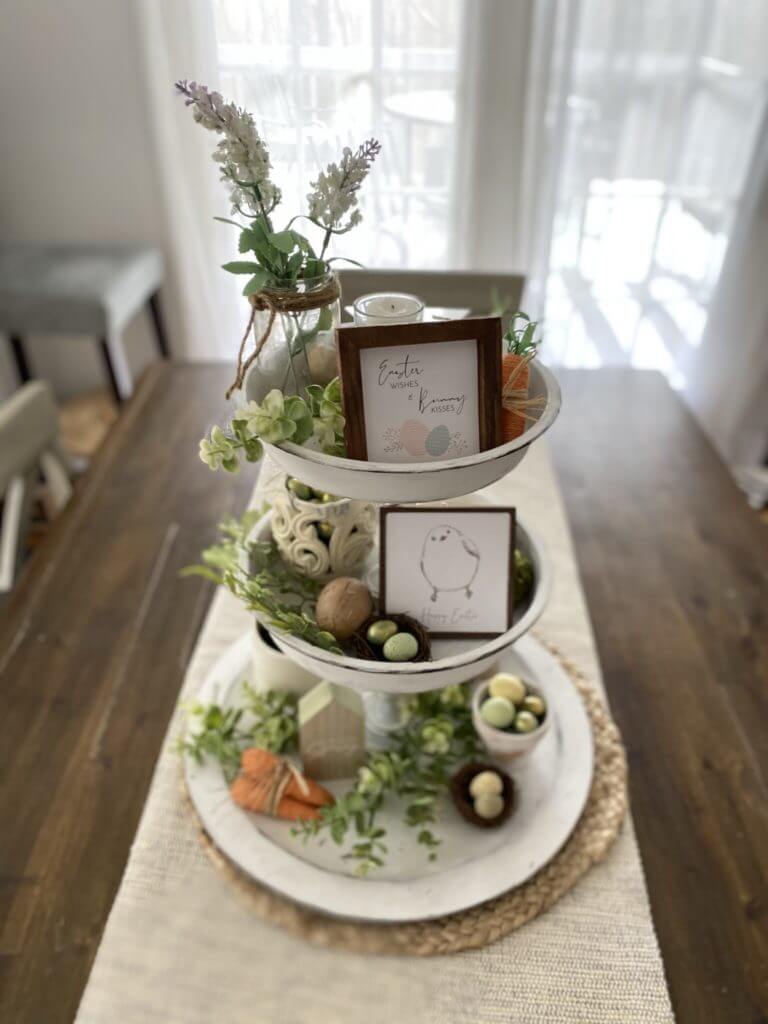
[
  {"xmin": 399, "ymin": 419, "xmax": 428, "ymax": 456},
  {"xmin": 425, "ymin": 424, "xmax": 451, "ymax": 457}
]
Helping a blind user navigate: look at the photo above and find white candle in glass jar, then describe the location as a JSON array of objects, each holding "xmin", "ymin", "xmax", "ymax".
[{"xmin": 353, "ymin": 292, "xmax": 425, "ymax": 325}]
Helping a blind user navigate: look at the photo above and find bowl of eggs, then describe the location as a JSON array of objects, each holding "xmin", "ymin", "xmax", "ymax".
[{"xmin": 472, "ymin": 671, "xmax": 550, "ymax": 761}]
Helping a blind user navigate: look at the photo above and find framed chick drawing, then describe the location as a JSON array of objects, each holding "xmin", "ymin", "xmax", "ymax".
[
  {"xmin": 379, "ymin": 506, "xmax": 516, "ymax": 638},
  {"xmin": 336, "ymin": 317, "xmax": 502, "ymax": 462}
]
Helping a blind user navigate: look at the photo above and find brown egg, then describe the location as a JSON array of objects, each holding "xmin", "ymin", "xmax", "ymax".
[{"xmin": 315, "ymin": 577, "xmax": 373, "ymax": 640}]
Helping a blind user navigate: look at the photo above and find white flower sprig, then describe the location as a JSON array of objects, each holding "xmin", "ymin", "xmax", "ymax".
[
  {"xmin": 307, "ymin": 139, "xmax": 382, "ymax": 242},
  {"xmin": 175, "ymin": 79, "xmax": 281, "ymax": 219}
]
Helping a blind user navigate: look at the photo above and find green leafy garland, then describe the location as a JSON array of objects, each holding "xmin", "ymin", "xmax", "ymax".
[
  {"xmin": 178, "ymin": 682, "xmax": 483, "ymax": 875},
  {"xmin": 181, "ymin": 512, "xmax": 341, "ymax": 654}
]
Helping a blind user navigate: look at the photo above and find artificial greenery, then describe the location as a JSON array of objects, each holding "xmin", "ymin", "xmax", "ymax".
[
  {"xmin": 199, "ymin": 377, "xmax": 345, "ymax": 473},
  {"xmin": 179, "ymin": 680, "xmax": 483, "ymax": 875},
  {"xmin": 182, "ymin": 512, "xmax": 341, "ymax": 654},
  {"xmin": 503, "ymin": 311, "xmax": 542, "ymax": 357},
  {"xmin": 179, "ymin": 684, "xmax": 299, "ymax": 782},
  {"xmin": 295, "ymin": 684, "xmax": 483, "ymax": 875},
  {"xmin": 515, "ymin": 548, "xmax": 534, "ymax": 604}
]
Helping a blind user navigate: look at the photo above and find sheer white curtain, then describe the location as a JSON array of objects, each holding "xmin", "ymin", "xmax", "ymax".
[
  {"xmin": 134, "ymin": 0, "xmax": 768, "ymax": 478},
  {"xmin": 134, "ymin": 0, "xmax": 242, "ymax": 360}
]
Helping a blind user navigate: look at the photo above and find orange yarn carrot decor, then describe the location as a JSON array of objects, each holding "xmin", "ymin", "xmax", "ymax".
[
  {"xmin": 230, "ymin": 747, "xmax": 334, "ymax": 822},
  {"xmin": 500, "ymin": 313, "xmax": 545, "ymax": 442}
]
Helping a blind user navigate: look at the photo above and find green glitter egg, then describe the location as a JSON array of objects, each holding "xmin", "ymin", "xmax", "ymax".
[
  {"xmin": 514, "ymin": 710, "xmax": 539, "ymax": 734},
  {"xmin": 287, "ymin": 477, "xmax": 312, "ymax": 501},
  {"xmin": 366, "ymin": 619, "xmax": 399, "ymax": 646}
]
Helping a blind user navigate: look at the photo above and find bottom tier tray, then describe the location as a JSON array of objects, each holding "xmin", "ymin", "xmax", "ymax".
[{"xmin": 184, "ymin": 632, "xmax": 594, "ymax": 923}]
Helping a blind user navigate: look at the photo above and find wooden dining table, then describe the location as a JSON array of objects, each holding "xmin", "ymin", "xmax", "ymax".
[{"xmin": 1, "ymin": 363, "xmax": 766, "ymax": 1024}]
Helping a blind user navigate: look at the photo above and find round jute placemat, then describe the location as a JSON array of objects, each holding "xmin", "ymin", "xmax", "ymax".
[{"xmin": 187, "ymin": 640, "xmax": 628, "ymax": 956}]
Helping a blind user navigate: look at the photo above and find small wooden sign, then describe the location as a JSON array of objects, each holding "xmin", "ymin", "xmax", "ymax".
[
  {"xmin": 379, "ymin": 505, "xmax": 516, "ymax": 638},
  {"xmin": 336, "ymin": 317, "xmax": 502, "ymax": 462}
]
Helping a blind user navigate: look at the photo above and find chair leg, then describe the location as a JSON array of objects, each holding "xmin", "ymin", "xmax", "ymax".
[
  {"xmin": 148, "ymin": 291, "xmax": 170, "ymax": 359},
  {"xmin": 99, "ymin": 337, "xmax": 123, "ymax": 405},
  {"xmin": 8, "ymin": 335, "xmax": 31, "ymax": 383}
]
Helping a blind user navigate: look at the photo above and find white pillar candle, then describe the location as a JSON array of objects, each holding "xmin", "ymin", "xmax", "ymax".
[{"xmin": 353, "ymin": 292, "xmax": 425, "ymax": 325}]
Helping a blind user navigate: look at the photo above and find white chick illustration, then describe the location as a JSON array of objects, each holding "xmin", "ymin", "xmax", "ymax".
[{"xmin": 420, "ymin": 525, "xmax": 480, "ymax": 602}]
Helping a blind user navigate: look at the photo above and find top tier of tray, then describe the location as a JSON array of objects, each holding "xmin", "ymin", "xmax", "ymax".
[{"xmin": 253, "ymin": 361, "xmax": 561, "ymax": 505}]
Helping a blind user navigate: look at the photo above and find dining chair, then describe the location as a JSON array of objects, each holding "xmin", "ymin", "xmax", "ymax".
[
  {"xmin": 0, "ymin": 381, "xmax": 73, "ymax": 598},
  {"xmin": 0, "ymin": 243, "xmax": 167, "ymax": 404},
  {"xmin": 336, "ymin": 269, "xmax": 525, "ymax": 319}
]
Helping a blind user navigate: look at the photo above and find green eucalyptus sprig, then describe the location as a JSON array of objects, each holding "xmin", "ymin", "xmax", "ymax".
[
  {"xmin": 182, "ymin": 515, "xmax": 341, "ymax": 654},
  {"xmin": 199, "ymin": 378, "xmax": 345, "ymax": 474},
  {"xmin": 178, "ymin": 683, "xmax": 298, "ymax": 782},
  {"xmin": 295, "ymin": 684, "xmax": 484, "ymax": 875}
]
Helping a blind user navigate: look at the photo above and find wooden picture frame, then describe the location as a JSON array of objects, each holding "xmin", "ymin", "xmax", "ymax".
[
  {"xmin": 379, "ymin": 505, "xmax": 516, "ymax": 639},
  {"xmin": 336, "ymin": 317, "xmax": 502, "ymax": 462}
]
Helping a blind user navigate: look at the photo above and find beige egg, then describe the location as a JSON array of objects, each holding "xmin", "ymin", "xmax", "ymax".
[
  {"xmin": 488, "ymin": 673, "xmax": 527, "ymax": 705},
  {"xmin": 469, "ymin": 770, "xmax": 503, "ymax": 799},
  {"xmin": 307, "ymin": 344, "xmax": 338, "ymax": 385},
  {"xmin": 473, "ymin": 792, "xmax": 505, "ymax": 820}
]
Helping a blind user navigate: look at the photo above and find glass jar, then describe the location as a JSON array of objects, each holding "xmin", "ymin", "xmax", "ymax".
[{"xmin": 245, "ymin": 272, "xmax": 341, "ymax": 404}]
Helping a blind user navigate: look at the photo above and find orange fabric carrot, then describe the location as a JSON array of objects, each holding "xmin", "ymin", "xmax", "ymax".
[
  {"xmin": 241, "ymin": 748, "xmax": 334, "ymax": 807},
  {"xmin": 501, "ymin": 352, "xmax": 530, "ymax": 443},
  {"xmin": 230, "ymin": 774, "xmax": 323, "ymax": 821},
  {"xmin": 229, "ymin": 747, "xmax": 334, "ymax": 822}
]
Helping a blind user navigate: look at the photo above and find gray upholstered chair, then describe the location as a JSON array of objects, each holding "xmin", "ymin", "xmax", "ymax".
[
  {"xmin": 0, "ymin": 244, "xmax": 168, "ymax": 403},
  {"xmin": 0, "ymin": 381, "xmax": 73, "ymax": 597},
  {"xmin": 336, "ymin": 269, "xmax": 525, "ymax": 319}
]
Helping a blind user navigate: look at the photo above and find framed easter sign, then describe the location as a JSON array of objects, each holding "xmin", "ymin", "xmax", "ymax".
[
  {"xmin": 379, "ymin": 506, "xmax": 516, "ymax": 638},
  {"xmin": 336, "ymin": 318, "xmax": 502, "ymax": 462}
]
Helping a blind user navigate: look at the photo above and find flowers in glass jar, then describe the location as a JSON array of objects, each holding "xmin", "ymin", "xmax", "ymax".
[{"xmin": 175, "ymin": 80, "xmax": 380, "ymax": 296}]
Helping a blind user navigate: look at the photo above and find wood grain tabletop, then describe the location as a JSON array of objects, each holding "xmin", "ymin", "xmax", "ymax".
[{"xmin": 0, "ymin": 364, "xmax": 766, "ymax": 1023}]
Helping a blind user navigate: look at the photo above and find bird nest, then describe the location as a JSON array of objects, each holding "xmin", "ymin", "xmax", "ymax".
[
  {"xmin": 346, "ymin": 613, "xmax": 432, "ymax": 663},
  {"xmin": 449, "ymin": 762, "xmax": 516, "ymax": 829}
]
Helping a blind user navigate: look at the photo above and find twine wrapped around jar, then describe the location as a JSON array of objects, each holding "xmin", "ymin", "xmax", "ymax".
[{"xmin": 226, "ymin": 277, "xmax": 341, "ymax": 399}]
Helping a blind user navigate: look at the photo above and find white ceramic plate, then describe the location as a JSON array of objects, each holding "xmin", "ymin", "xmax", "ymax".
[
  {"xmin": 248, "ymin": 509, "xmax": 551, "ymax": 693},
  {"xmin": 184, "ymin": 633, "xmax": 593, "ymax": 923},
  {"xmin": 257, "ymin": 362, "xmax": 561, "ymax": 504}
]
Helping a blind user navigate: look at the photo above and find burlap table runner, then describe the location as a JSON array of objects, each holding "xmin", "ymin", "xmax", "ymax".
[{"xmin": 75, "ymin": 443, "xmax": 674, "ymax": 1024}]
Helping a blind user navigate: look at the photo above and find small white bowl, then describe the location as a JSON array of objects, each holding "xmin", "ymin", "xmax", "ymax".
[{"xmin": 471, "ymin": 678, "xmax": 551, "ymax": 761}]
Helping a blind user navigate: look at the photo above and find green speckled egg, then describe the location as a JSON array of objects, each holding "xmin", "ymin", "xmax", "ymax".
[
  {"xmin": 522, "ymin": 694, "xmax": 546, "ymax": 718},
  {"xmin": 480, "ymin": 696, "xmax": 516, "ymax": 729},
  {"xmin": 366, "ymin": 619, "xmax": 398, "ymax": 646},
  {"xmin": 383, "ymin": 632, "xmax": 419, "ymax": 662},
  {"xmin": 514, "ymin": 710, "xmax": 539, "ymax": 734}
]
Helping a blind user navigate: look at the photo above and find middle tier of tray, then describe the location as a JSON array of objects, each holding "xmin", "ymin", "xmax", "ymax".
[{"xmin": 247, "ymin": 508, "xmax": 550, "ymax": 694}]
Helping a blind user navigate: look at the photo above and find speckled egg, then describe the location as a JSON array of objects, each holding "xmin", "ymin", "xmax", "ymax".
[
  {"xmin": 399, "ymin": 419, "xmax": 428, "ymax": 456},
  {"xmin": 480, "ymin": 696, "xmax": 516, "ymax": 729},
  {"xmin": 473, "ymin": 792, "xmax": 505, "ymax": 820},
  {"xmin": 489, "ymin": 673, "xmax": 527, "ymax": 705},
  {"xmin": 382, "ymin": 632, "xmax": 419, "ymax": 662},
  {"xmin": 469, "ymin": 770, "xmax": 503, "ymax": 799},
  {"xmin": 425, "ymin": 424, "xmax": 450, "ymax": 457}
]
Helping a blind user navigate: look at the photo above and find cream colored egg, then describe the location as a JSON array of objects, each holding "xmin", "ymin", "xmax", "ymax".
[
  {"xmin": 488, "ymin": 673, "xmax": 527, "ymax": 705},
  {"xmin": 473, "ymin": 792, "xmax": 504, "ymax": 820},
  {"xmin": 469, "ymin": 770, "xmax": 503, "ymax": 799}
]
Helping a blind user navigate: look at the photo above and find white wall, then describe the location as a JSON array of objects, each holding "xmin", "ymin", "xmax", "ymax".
[{"xmin": 0, "ymin": 0, "xmax": 166, "ymax": 401}]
